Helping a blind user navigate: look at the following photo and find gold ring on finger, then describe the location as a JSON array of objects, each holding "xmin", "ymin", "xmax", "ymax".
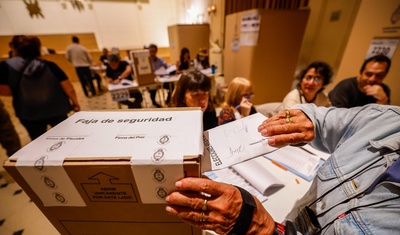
[
  {"xmin": 200, "ymin": 212, "xmax": 207, "ymax": 222},
  {"xmin": 284, "ymin": 109, "xmax": 292, "ymax": 123},
  {"xmin": 284, "ymin": 109, "xmax": 290, "ymax": 117},
  {"xmin": 201, "ymin": 199, "xmax": 208, "ymax": 211}
]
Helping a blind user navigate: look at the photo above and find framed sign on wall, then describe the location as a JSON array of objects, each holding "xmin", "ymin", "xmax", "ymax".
[{"xmin": 365, "ymin": 37, "xmax": 399, "ymax": 59}]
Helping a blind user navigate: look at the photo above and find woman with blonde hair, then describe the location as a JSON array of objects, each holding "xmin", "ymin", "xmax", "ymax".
[{"xmin": 218, "ymin": 77, "xmax": 256, "ymax": 125}]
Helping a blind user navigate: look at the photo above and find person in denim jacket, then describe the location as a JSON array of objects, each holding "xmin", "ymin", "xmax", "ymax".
[{"xmin": 166, "ymin": 104, "xmax": 400, "ymax": 235}]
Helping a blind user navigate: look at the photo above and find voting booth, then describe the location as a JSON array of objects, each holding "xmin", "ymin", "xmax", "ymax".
[
  {"xmin": 130, "ymin": 49, "xmax": 157, "ymax": 86},
  {"xmin": 4, "ymin": 109, "xmax": 203, "ymax": 235},
  {"xmin": 224, "ymin": 9, "xmax": 310, "ymax": 104}
]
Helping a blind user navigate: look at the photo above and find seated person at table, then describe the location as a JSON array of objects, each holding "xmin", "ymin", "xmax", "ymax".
[
  {"xmin": 175, "ymin": 47, "xmax": 191, "ymax": 73},
  {"xmin": 193, "ymin": 48, "xmax": 210, "ymax": 71},
  {"xmin": 148, "ymin": 43, "xmax": 171, "ymax": 107},
  {"xmin": 99, "ymin": 48, "xmax": 109, "ymax": 66},
  {"xmin": 328, "ymin": 54, "xmax": 391, "ymax": 108},
  {"xmin": 280, "ymin": 61, "xmax": 333, "ymax": 110},
  {"xmin": 105, "ymin": 54, "xmax": 143, "ymax": 108},
  {"xmin": 218, "ymin": 77, "xmax": 256, "ymax": 125},
  {"xmin": 166, "ymin": 104, "xmax": 400, "ymax": 235},
  {"xmin": 169, "ymin": 71, "xmax": 217, "ymax": 131}
]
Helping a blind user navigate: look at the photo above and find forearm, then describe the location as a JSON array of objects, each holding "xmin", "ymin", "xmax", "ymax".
[
  {"xmin": 119, "ymin": 72, "xmax": 130, "ymax": 79},
  {"xmin": 60, "ymin": 80, "xmax": 80, "ymax": 111},
  {"xmin": 246, "ymin": 195, "xmax": 275, "ymax": 235},
  {"xmin": 119, "ymin": 67, "xmax": 132, "ymax": 80}
]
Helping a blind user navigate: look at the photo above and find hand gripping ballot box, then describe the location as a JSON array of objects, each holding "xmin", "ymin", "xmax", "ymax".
[{"xmin": 4, "ymin": 108, "xmax": 203, "ymax": 235}]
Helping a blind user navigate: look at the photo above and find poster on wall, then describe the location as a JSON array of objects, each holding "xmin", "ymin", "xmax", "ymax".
[
  {"xmin": 240, "ymin": 12, "xmax": 260, "ymax": 46},
  {"xmin": 365, "ymin": 37, "xmax": 399, "ymax": 59},
  {"xmin": 231, "ymin": 38, "xmax": 240, "ymax": 51},
  {"xmin": 131, "ymin": 50, "xmax": 152, "ymax": 75}
]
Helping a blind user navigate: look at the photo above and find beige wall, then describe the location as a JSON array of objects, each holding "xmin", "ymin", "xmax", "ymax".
[
  {"xmin": 297, "ymin": 0, "xmax": 361, "ymax": 72},
  {"xmin": 333, "ymin": 0, "xmax": 400, "ymax": 105},
  {"xmin": 168, "ymin": 24, "xmax": 210, "ymax": 64}
]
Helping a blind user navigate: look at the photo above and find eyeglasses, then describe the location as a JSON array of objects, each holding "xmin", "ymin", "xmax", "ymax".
[
  {"xmin": 189, "ymin": 91, "xmax": 209, "ymax": 99},
  {"xmin": 242, "ymin": 93, "xmax": 255, "ymax": 100},
  {"xmin": 303, "ymin": 75, "xmax": 323, "ymax": 84}
]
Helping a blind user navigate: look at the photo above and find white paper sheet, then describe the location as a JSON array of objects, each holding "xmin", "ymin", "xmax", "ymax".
[
  {"xmin": 204, "ymin": 166, "xmax": 269, "ymax": 203},
  {"xmin": 154, "ymin": 65, "xmax": 177, "ymax": 75},
  {"xmin": 300, "ymin": 144, "xmax": 331, "ymax": 161},
  {"xmin": 265, "ymin": 145, "xmax": 323, "ymax": 181},
  {"xmin": 203, "ymin": 113, "xmax": 276, "ymax": 171},
  {"xmin": 231, "ymin": 158, "xmax": 284, "ymax": 196},
  {"xmin": 107, "ymin": 79, "xmax": 138, "ymax": 91}
]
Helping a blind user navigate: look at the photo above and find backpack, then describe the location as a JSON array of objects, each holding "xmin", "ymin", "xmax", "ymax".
[{"xmin": 6, "ymin": 58, "xmax": 72, "ymax": 120}]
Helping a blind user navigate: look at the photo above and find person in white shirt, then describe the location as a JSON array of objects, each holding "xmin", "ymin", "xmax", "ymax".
[
  {"xmin": 193, "ymin": 47, "xmax": 210, "ymax": 71},
  {"xmin": 280, "ymin": 61, "xmax": 333, "ymax": 111},
  {"xmin": 66, "ymin": 36, "xmax": 96, "ymax": 97}
]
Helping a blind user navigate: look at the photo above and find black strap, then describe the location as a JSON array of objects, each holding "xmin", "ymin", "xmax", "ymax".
[{"xmin": 228, "ymin": 186, "xmax": 256, "ymax": 235}]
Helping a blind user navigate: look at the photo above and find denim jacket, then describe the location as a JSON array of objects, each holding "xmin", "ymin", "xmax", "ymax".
[{"xmin": 285, "ymin": 104, "xmax": 400, "ymax": 234}]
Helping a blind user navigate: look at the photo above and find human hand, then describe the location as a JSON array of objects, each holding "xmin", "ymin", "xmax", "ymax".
[
  {"xmin": 166, "ymin": 177, "xmax": 275, "ymax": 234},
  {"xmin": 363, "ymin": 84, "xmax": 388, "ymax": 104},
  {"xmin": 258, "ymin": 109, "xmax": 314, "ymax": 148},
  {"xmin": 239, "ymin": 97, "xmax": 253, "ymax": 117},
  {"xmin": 112, "ymin": 76, "xmax": 123, "ymax": 84},
  {"xmin": 166, "ymin": 177, "xmax": 241, "ymax": 234}
]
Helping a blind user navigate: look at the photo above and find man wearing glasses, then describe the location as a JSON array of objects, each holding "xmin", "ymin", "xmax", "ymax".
[{"xmin": 329, "ymin": 54, "xmax": 391, "ymax": 108}]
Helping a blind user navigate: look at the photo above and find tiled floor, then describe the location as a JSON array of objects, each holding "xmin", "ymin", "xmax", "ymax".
[{"xmin": 0, "ymin": 81, "xmax": 169, "ymax": 235}]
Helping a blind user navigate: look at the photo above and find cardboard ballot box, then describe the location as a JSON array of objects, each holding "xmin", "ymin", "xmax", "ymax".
[{"xmin": 4, "ymin": 109, "xmax": 203, "ymax": 235}]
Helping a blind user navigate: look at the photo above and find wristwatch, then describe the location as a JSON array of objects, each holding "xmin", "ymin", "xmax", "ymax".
[{"xmin": 228, "ymin": 186, "xmax": 256, "ymax": 235}]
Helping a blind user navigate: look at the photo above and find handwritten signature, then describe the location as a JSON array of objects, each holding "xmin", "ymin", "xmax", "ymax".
[
  {"xmin": 229, "ymin": 145, "xmax": 245, "ymax": 158},
  {"xmin": 224, "ymin": 120, "xmax": 248, "ymax": 137}
]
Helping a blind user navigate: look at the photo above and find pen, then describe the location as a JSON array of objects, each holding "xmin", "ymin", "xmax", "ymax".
[
  {"xmin": 271, "ymin": 160, "xmax": 287, "ymax": 171},
  {"xmin": 235, "ymin": 98, "xmax": 251, "ymax": 109}
]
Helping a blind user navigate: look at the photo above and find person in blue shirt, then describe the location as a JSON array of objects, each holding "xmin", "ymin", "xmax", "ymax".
[
  {"xmin": 148, "ymin": 44, "xmax": 171, "ymax": 107},
  {"xmin": 166, "ymin": 104, "xmax": 400, "ymax": 235}
]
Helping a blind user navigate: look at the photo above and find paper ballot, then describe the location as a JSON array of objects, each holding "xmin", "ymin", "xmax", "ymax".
[{"xmin": 202, "ymin": 113, "xmax": 277, "ymax": 172}]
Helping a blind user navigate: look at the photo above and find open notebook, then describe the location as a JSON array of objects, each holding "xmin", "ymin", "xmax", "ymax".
[{"xmin": 204, "ymin": 156, "xmax": 284, "ymax": 202}]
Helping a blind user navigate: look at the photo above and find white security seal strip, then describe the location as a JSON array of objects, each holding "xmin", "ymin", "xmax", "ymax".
[
  {"xmin": 14, "ymin": 137, "xmax": 86, "ymax": 207},
  {"xmin": 130, "ymin": 130, "xmax": 186, "ymax": 204}
]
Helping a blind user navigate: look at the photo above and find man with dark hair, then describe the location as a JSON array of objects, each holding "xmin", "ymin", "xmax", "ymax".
[
  {"xmin": 0, "ymin": 35, "xmax": 80, "ymax": 140},
  {"xmin": 148, "ymin": 44, "xmax": 170, "ymax": 108},
  {"xmin": 66, "ymin": 36, "xmax": 97, "ymax": 97},
  {"xmin": 106, "ymin": 54, "xmax": 143, "ymax": 109},
  {"xmin": 329, "ymin": 54, "xmax": 391, "ymax": 108}
]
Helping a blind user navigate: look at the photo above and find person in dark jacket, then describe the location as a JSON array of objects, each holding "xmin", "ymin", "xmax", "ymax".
[
  {"xmin": 0, "ymin": 35, "xmax": 80, "ymax": 140},
  {"xmin": 328, "ymin": 55, "xmax": 391, "ymax": 108}
]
